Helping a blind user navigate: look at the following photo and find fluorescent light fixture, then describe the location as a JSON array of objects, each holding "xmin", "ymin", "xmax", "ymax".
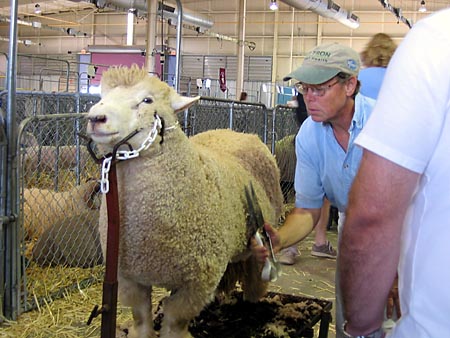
[
  {"xmin": 87, "ymin": 45, "xmax": 145, "ymax": 53},
  {"xmin": 34, "ymin": 4, "xmax": 41, "ymax": 14},
  {"xmin": 127, "ymin": 8, "xmax": 135, "ymax": 46},
  {"xmin": 418, "ymin": 0, "xmax": 427, "ymax": 12},
  {"xmin": 269, "ymin": 1, "xmax": 279, "ymax": 11}
]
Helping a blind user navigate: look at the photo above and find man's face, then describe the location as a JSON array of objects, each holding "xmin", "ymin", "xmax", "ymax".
[{"xmin": 297, "ymin": 76, "xmax": 356, "ymax": 124}]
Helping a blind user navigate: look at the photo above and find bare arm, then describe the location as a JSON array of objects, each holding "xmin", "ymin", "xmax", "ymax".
[
  {"xmin": 277, "ymin": 207, "xmax": 320, "ymax": 249},
  {"xmin": 339, "ymin": 150, "xmax": 419, "ymax": 335}
]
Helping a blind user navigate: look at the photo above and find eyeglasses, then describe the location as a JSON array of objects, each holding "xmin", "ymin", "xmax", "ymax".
[{"xmin": 295, "ymin": 79, "xmax": 341, "ymax": 97}]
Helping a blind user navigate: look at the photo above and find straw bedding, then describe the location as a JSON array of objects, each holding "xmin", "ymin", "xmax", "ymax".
[
  {"xmin": 1, "ymin": 264, "xmax": 329, "ymax": 338},
  {"xmin": 0, "ymin": 263, "xmax": 170, "ymax": 338}
]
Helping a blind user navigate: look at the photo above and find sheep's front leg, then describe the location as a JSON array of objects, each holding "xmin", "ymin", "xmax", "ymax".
[
  {"xmin": 118, "ymin": 276, "xmax": 155, "ymax": 338},
  {"xmin": 160, "ymin": 287, "xmax": 214, "ymax": 338}
]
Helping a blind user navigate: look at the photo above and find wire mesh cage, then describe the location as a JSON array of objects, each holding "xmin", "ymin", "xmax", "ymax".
[
  {"xmin": 18, "ymin": 113, "xmax": 103, "ymax": 313},
  {"xmin": 271, "ymin": 105, "xmax": 299, "ymax": 204},
  {"xmin": 185, "ymin": 97, "xmax": 268, "ymax": 141}
]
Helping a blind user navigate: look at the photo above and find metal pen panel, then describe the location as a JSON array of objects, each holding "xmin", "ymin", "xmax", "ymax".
[{"xmin": 17, "ymin": 113, "xmax": 103, "ymax": 314}]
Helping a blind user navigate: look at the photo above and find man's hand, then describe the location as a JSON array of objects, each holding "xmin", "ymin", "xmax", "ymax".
[
  {"xmin": 250, "ymin": 223, "xmax": 280, "ymax": 264},
  {"xmin": 386, "ymin": 275, "xmax": 401, "ymax": 319},
  {"xmin": 263, "ymin": 222, "xmax": 281, "ymax": 252}
]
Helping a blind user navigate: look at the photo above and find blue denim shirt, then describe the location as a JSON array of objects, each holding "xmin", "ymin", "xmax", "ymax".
[{"xmin": 294, "ymin": 94, "xmax": 376, "ymax": 212}]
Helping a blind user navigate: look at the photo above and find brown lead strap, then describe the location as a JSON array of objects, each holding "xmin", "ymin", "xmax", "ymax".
[
  {"xmin": 83, "ymin": 128, "xmax": 152, "ymax": 334},
  {"xmin": 100, "ymin": 162, "xmax": 120, "ymax": 338}
]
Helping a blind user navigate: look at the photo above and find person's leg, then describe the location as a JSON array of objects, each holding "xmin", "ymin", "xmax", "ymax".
[
  {"xmin": 311, "ymin": 199, "xmax": 337, "ymax": 259},
  {"xmin": 313, "ymin": 199, "xmax": 330, "ymax": 246}
]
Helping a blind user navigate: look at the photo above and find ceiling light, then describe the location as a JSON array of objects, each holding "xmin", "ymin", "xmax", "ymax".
[
  {"xmin": 34, "ymin": 3, "xmax": 41, "ymax": 14},
  {"xmin": 418, "ymin": 0, "xmax": 427, "ymax": 12},
  {"xmin": 127, "ymin": 8, "xmax": 135, "ymax": 46},
  {"xmin": 269, "ymin": 1, "xmax": 279, "ymax": 11}
]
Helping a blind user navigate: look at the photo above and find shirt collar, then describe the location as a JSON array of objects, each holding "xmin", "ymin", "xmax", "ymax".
[{"xmin": 351, "ymin": 93, "xmax": 374, "ymax": 131}]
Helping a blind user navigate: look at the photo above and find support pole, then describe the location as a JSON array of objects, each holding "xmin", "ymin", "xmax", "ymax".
[
  {"xmin": 236, "ymin": 0, "xmax": 247, "ymax": 97},
  {"xmin": 4, "ymin": 0, "xmax": 19, "ymax": 320},
  {"xmin": 174, "ymin": 0, "xmax": 183, "ymax": 92}
]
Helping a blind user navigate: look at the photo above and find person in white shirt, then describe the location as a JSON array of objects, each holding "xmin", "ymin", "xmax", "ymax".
[{"xmin": 339, "ymin": 8, "xmax": 450, "ymax": 338}]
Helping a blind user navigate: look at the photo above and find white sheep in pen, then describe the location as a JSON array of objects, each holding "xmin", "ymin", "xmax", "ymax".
[
  {"xmin": 23, "ymin": 179, "xmax": 100, "ymax": 240},
  {"xmin": 86, "ymin": 65, "xmax": 283, "ymax": 338},
  {"xmin": 20, "ymin": 133, "xmax": 91, "ymax": 173}
]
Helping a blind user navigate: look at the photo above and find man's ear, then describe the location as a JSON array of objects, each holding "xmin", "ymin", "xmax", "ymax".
[{"xmin": 345, "ymin": 76, "xmax": 358, "ymax": 96}]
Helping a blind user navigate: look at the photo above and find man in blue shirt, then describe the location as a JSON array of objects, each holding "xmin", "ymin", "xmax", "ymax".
[{"xmin": 256, "ymin": 43, "xmax": 376, "ymax": 338}]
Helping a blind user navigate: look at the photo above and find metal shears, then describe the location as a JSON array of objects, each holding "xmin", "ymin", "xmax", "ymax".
[{"xmin": 245, "ymin": 182, "xmax": 281, "ymax": 282}]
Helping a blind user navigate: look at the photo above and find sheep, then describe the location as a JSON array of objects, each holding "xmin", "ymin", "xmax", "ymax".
[
  {"xmin": 274, "ymin": 134, "xmax": 296, "ymax": 203},
  {"xmin": 23, "ymin": 146, "xmax": 91, "ymax": 173},
  {"xmin": 20, "ymin": 133, "xmax": 91, "ymax": 173},
  {"xmin": 31, "ymin": 209, "xmax": 103, "ymax": 268},
  {"xmin": 23, "ymin": 179, "xmax": 100, "ymax": 240},
  {"xmin": 86, "ymin": 65, "xmax": 283, "ymax": 338}
]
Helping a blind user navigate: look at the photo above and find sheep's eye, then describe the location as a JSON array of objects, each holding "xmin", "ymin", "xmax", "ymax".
[{"xmin": 143, "ymin": 97, "xmax": 153, "ymax": 104}]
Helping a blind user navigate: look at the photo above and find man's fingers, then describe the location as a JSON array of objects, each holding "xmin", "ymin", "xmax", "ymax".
[
  {"xmin": 386, "ymin": 296, "xmax": 394, "ymax": 318},
  {"xmin": 394, "ymin": 295, "xmax": 401, "ymax": 318},
  {"xmin": 263, "ymin": 222, "xmax": 275, "ymax": 234},
  {"xmin": 263, "ymin": 222, "xmax": 281, "ymax": 252},
  {"xmin": 250, "ymin": 237, "xmax": 269, "ymax": 263}
]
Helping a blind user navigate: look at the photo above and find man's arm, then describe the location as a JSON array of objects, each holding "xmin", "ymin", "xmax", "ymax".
[
  {"xmin": 339, "ymin": 150, "xmax": 419, "ymax": 335},
  {"xmin": 277, "ymin": 207, "xmax": 320, "ymax": 249}
]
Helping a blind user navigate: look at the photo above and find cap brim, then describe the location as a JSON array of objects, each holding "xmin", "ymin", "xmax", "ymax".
[{"xmin": 283, "ymin": 66, "xmax": 340, "ymax": 85}]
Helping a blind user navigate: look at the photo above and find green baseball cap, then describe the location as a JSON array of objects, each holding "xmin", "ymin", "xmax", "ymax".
[{"xmin": 283, "ymin": 43, "xmax": 361, "ymax": 84}]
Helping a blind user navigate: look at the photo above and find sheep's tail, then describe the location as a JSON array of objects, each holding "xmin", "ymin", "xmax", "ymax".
[{"xmin": 216, "ymin": 256, "xmax": 268, "ymax": 303}]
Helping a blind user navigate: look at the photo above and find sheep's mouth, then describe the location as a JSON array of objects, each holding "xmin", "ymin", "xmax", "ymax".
[{"xmin": 88, "ymin": 131, "xmax": 120, "ymax": 141}]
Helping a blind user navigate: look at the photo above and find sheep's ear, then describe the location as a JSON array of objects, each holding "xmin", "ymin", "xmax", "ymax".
[{"xmin": 170, "ymin": 94, "xmax": 200, "ymax": 113}]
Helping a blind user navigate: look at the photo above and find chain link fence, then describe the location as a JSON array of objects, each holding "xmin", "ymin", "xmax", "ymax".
[
  {"xmin": 185, "ymin": 97, "xmax": 268, "ymax": 140},
  {"xmin": 271, "ymin": 105, "xmax": 300, "ymax": 204},
  {"xmin": 1, "ymin": 91, "xmax": 101, "ymax": 316},
  {"xmin": 2, "ymin": 90, "xmax": 299, "ymax": 318},
  {"xmin": 18, "ymin": 113, "xmax": 103, "ymax": 313}
]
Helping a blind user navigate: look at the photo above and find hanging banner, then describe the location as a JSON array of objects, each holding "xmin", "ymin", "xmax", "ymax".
[{"xmin": 219, "ymin": 67, "xmax": 227, "ymax": 92}]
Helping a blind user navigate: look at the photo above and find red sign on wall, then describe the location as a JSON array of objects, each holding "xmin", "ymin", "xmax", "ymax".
[{"xmin": 219, "ymin": 68, "xmax": 226, "ymax": 92}]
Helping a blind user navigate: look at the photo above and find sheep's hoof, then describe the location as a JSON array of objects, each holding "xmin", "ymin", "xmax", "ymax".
[
  {"xmin": 159, "ymin": 326, "xmax": 193, "ymax": 338},
  {"xmin": 119, "ymin": 320, "xmax": 157, "ymax": 338},
  {"xmin": 160, "ymin": 332, "xmax": 193, "ymax": 338}
]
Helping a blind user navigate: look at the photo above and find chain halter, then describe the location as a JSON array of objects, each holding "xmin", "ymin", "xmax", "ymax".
[{"xmin": 82, "ymin": 113, "xmax": 177, "ymax": 194}]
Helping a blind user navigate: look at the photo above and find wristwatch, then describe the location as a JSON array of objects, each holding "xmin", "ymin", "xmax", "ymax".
[{"xmin": 342, "ymin": 321, "xmax": 384, "ymax": 338}]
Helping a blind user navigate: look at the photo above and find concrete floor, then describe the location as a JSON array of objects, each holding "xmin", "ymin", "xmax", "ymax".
[{"xmin": 268, "ymin": 228, "xmax": 339, "ymax": 338}]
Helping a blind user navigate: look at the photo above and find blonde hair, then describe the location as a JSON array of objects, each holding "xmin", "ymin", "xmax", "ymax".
[{"xmin": 361, "ymin": 33, "xmax": 397, "ymax": 68}]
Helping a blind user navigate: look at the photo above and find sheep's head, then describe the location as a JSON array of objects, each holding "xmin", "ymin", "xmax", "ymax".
[{"xmin": 86, "ymin": 65, "xmax": 199, "ymax": 154}]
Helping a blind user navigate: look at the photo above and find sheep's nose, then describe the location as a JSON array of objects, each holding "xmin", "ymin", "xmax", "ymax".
[{"xmin": 88, "ymin": 115, "xmax": 107, "ymax": 124}]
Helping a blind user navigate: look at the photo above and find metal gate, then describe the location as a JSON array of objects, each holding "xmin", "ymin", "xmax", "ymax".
[{"xmin": 1, "ymin": 91, "xmax": 101, "ymax": 318}]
